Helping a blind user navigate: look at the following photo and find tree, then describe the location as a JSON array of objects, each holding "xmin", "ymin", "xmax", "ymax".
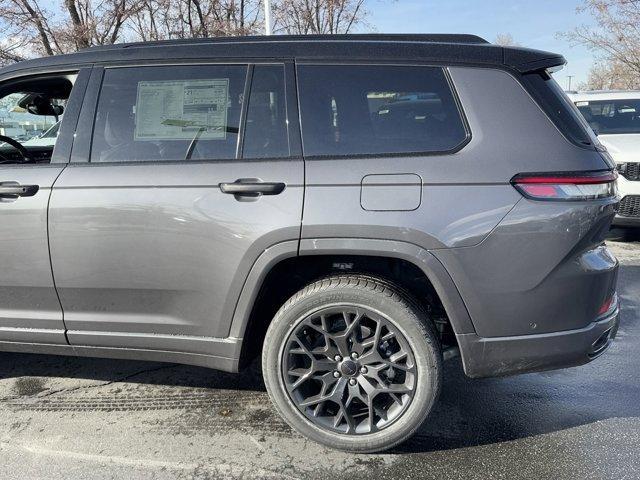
[
  {"xmin": 58, "ymin": 0, "xmax": 143, "ymax": 50},
  {"xmin": 0, "ymin": 0, "xmax": 380, "ymax": 65},
  {"xmin": 0, "ymin": 0, "xmax": 59, "ymax": 62},
  {"xmin": 581, "ymin": 58, "xmax": 640, "ymax": 90},
  {"xmin": 494, "ymin": 33, "xmax": 518, "ymax": 46},
  {"xmin": 0, "ymin": 0, "xmax": 142, "ymax": 64},
  {"xmin": 273, "ymin": 0, "xmax": 368, "ymax": 34},
  {"xmin": 561, "ymin": 0, "xmax": 640, "ymax": 89},
  {"xmin": 128, "ymin": 0, "xmax": 263, "ymax": 40}
]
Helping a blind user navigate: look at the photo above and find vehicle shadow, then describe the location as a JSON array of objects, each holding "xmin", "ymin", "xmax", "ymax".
[{"xmin": 0, "ymin": 352, "xmax": 266, "ymax": 395}]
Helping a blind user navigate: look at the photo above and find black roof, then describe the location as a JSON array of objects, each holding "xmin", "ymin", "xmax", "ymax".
[{"xmin": 0, "ymin": 34, "xmax": 565, "ymax": 77}]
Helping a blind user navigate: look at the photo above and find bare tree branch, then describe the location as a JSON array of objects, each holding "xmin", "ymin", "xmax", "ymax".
[
  {"xmin": 560, "ymin": 0, "xmax": 640, "ymax": 87},
  {"xmin": 273, "ymin": 0, "xmax": 371, "ymax": 34}
]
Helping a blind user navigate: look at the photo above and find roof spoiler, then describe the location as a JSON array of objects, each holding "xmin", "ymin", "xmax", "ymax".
[{"xmin": 503, "ymin": 46, "xmax": 567, "ymax": 74}]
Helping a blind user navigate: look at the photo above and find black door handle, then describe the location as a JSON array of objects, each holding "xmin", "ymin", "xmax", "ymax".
[
  {"xmin": 219, "ymin": 179, "xmax": 286, "ymax": 197},
  {"xmin": 0, "ymin": 182, "xmax": 39, "ymax": 199}
]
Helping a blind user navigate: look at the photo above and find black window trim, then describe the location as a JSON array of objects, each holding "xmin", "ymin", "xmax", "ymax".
[
  {"xmin": 294, "ymin": 61, "xmax": 472, "ymax": 160},
  {"xmin": 236, "ymin": 64, "xmax": 254, "ymax": 159},
  {"xmin": 75, "ymin": 60, "xmax": 295, "ymax": 166}
]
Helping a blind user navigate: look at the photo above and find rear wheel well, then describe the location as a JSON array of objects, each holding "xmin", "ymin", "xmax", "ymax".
[{"xmin": 238, "ymin": 255, "xmax": 456, "ymax": 370}]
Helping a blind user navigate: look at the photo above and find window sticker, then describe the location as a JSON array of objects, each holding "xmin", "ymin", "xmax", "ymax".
[{"xmin": 134, "ymin": 79, "xmax": 230, "ymax": 140}]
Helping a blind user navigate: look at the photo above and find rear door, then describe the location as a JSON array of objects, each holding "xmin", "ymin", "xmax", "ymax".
[
  {"xmin": 48, "ymin": 62, "xmax": 303, "ymax": 354},
  {"xmin": 0, "ymin": 68, "xmax": 88, "ymax": 345}
]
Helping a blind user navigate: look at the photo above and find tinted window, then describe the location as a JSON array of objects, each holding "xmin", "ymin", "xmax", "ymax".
[
  {"xmin": 522, "ymin": 72, "xmax": 597, "ymax": 148},
  {"xmin": 91, "ymin": 65, "xmax": 247, "ymax": 163},
  {"xmin": 243, "ymin": 65, "xmax": 289, "ymax": 158},
  {"xmin": 574, "ymin": 99, "xmax": 640, "ymax": 135},
  {"xmin": 297, "ymin": 65, "xmax": 467, "ymax": 157}
]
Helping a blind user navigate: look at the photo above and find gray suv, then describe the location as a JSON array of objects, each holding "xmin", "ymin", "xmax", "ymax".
[{"xmin": 0, "ymin": 34, "xmax": 620, "ymax": 453}]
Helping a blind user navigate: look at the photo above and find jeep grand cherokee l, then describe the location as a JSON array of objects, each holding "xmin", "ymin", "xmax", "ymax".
[{"xmin": 0, "ymin": 34, "xmax": 619, "ymax": 452}]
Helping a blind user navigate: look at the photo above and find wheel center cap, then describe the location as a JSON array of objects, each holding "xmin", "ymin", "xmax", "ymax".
[{"xmin": 340, "ymin": 360, "xmax": 358, "ymax": 377}]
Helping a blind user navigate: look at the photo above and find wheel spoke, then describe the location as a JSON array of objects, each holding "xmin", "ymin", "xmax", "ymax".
[{"xmin": 282, "ymin": 305, "xmax": 418, "ymax": 435}]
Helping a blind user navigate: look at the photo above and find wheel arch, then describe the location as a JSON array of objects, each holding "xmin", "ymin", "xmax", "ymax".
[{"xmin": 229, "ymin": 238, "xmax": 476, "ymax": 369}]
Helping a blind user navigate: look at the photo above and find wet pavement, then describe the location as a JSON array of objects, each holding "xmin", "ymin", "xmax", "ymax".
[{"xmin": 0, "ymin": 240, "xmax": 638, "ymax": 479}]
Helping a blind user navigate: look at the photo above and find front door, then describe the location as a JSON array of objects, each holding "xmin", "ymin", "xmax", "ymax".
[
  {"xmin": 48, "ymin": 63, "xmax": 303, "ymax": 355},
  {"xmin": 0, "ymin": 69, "xmax": 87, "ymax": 344}
]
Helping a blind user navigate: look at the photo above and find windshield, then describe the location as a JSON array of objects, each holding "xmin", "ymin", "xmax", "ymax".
[
  {"xmin": 574, "ymin": 99, "xmax": 640, "ymax": 135},
  {"xmin": 40, "ymin": 121, "xmax": 60, "ymax": 139}
]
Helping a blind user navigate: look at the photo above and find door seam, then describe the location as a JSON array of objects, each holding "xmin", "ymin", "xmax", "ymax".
[{"xmin": 46, "ymin": 165, "xmax": 70, "ymax": 344}]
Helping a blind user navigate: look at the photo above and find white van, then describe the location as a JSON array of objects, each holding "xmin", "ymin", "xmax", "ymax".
[{"xmin": 569, "ymin": 91, "xmax": 640, "ymax": 228}]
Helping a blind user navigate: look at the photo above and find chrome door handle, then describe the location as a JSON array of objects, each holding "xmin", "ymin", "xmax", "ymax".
[
  {"xmin": 0, "ymin": 182, "xmax": 39, "ymax": 198},
  {"xmin": 219, "ymin": 179, "xmax": 286, "ymax": 197}
]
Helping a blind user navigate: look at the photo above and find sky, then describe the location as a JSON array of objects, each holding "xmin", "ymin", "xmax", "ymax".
[{"xmin": 367, "ymin": 0, "xmax": 598, "ymax": 89}]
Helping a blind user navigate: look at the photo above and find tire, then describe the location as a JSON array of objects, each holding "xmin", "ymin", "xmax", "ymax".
[{"xmin": 262, "ymin": 274, "xmax": 442, "ymax": 453}]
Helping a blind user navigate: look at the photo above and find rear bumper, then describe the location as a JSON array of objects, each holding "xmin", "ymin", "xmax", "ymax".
[{"xmin": 457, "ymin": 307, "xmax": 620, "ymax": 378}]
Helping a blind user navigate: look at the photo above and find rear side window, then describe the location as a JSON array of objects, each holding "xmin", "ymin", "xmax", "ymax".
[
  {"xmin": 297, "ymin": 65, "xmax": 468, "ymax": 157},
  {"xmin": 522, "ymin": 71, "xmax": 597, "ymax": 148},
  {"xmin": 91, "ymin": 65, "xmax": 247, "ymax": 162}
]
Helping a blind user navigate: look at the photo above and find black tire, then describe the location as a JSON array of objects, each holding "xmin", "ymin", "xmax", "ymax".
[{"xmin": 262, "ymin": 275, "xmax": 442, "ymax": 453}]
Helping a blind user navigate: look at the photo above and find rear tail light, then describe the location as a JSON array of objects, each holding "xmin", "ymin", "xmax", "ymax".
[{"xmin": 511, "ymin": 170, "xmax": 617, "ymax": 201}]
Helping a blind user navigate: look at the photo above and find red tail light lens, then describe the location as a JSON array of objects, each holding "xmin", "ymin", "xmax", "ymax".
[{"xmin": 511, "ymin": 171, "xmax": 618, "ymax": 201}]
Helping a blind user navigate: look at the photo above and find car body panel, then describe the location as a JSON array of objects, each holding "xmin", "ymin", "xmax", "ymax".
[
  {"xmin": 0, "ymin": 68, "xmax": 89, "ymax": 345},
  {"xmin": 0, "ymin": 165, "xmax": 66, "ymax": 343},
  {"xmin": 48, "ymin": 160, "xmax": 303, "ymax": 351},
  {"xmin": 433, "ymin": 199, "xmax": 618, "ymax": 337}
]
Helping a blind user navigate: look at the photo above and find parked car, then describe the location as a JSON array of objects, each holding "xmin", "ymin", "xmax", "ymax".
[
  {"xmin": 0, "ymin": 34, "xmax": 619, "ymax": 453},
  {"xmin": 568, "ymin": 90, "xmax": 640, "ymax": 229}
]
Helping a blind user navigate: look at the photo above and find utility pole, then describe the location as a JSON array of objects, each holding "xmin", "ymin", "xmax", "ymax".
[
  {"xmin": 264, "ymin": 0, "xmax": 272, "ymax": 35},
  {"xmin": 567, "ymin": 75, "xmax": 574, "ymax": 91}
]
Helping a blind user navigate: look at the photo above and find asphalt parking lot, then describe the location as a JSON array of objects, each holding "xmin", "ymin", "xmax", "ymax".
[{"xmin": 0, "ymin": 240, "xmax": 638, "ymax": 480}]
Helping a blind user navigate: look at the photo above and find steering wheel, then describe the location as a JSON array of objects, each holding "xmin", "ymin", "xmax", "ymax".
[{"xmin": 0, "ymin": 135, "xmax": 35, "ymax": 163}]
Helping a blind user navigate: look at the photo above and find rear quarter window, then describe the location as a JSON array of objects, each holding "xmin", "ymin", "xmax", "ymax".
[
  {"xmin": 521, "ymin": 71, "xmax": 598, "ymax": 149},
  {"xmin": 297, "ymin": 65, "xmax": 468, "ymax": 157}
]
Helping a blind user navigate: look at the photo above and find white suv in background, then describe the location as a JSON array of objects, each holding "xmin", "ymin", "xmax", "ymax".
[{"xmin": 569, "ymin": 91, "xmax": 640, "ymax": 228}]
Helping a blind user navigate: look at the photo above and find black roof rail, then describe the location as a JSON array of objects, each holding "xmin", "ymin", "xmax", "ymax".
[
  {"xmin": 0, "ymin": 34, "xmax": 566, "ymax": 77},
  {"xmin": 79, "ymin": 33, "xmax": 490, "ymax": 52}
]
